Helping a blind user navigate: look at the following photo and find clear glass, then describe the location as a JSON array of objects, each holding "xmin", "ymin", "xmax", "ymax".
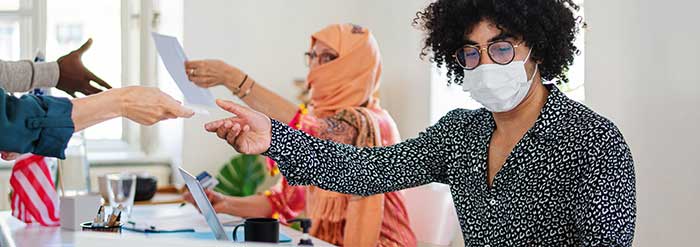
[
  {"xmin": 46, "ymin": 0, "xmax": 123, "ymax": 140},
  {"xmin": 105, "ymin": 173, "xmax": 137, "ymax": 219},
  {"xmin": 59, "ymin": 132, "xmax": 91, "ymax": 193},
  {"xmin": 0, "ymin": 20, "xmax": 20, "ymax": 60}
]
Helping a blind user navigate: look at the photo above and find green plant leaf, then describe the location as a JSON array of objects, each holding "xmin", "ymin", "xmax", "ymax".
[{"xmin": 214, "ymin": 154, "xmax": 266, "ymax": 197}]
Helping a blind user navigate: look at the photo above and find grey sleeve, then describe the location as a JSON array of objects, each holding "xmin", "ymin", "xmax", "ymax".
[{"xmin": 0, "ymin": 60, "xmax": 59, "ymax": 92}]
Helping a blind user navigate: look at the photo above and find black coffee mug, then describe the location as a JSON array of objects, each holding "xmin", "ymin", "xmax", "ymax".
[{"xmin": 232, "ymin": 218, "xmax": 279, "ymax": 243}]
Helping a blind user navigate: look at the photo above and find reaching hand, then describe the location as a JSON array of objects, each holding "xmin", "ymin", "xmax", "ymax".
[
  {"xmin": 205, "ymin": 99, "xmax": 272, "ymax": 154},
  {"xmin": 183, "ymin": 189, "xmax": 228, "ymax": 213},
  {"xmin": 56, "ymin": 38, "xmax": 112, "ymax": 97},
  {"xmin": 118, "ymin": 86, "xmax": 195, "ymax": 125}
]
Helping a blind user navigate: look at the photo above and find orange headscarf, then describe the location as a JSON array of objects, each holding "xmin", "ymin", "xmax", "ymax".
[{"xmin": 306, "ymin": 23, "xmax": 382, "ymax": 118}]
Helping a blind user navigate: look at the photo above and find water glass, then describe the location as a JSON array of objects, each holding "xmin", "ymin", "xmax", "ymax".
[{"xmin": 105, "ymin": 173, "xmax": 137, "ymax": 218}]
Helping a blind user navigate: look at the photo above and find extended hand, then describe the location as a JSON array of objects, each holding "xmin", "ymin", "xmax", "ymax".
[
  {"xmin": 119, "ymin": 86, "xmax": 195, "ymax": 125},
  {"xmin": 56, "ymin": 38, "xmax": 112, "ymax": 97},
  {"xmin": 205, "ymin": 99, "xmax": 271, "ymax": 154}
]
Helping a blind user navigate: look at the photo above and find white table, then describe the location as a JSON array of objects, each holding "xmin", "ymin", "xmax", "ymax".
[{"xmin": 0, "ymin": 204, "xmax": 334, "ymax": 247}]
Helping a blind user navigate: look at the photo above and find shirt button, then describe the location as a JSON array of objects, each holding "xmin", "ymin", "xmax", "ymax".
[{"xmin": 489, "ymin": 198, "xmax": 497, "ymax": 206}]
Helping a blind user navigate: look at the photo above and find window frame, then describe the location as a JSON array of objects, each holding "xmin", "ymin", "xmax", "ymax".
[
  {"xmin": 0, "ymin": 0, "xmax": 45, "ymax": 60},
  {"xmin": 8, "ymin": 0, "xmax": 172, "ymax": 162}
]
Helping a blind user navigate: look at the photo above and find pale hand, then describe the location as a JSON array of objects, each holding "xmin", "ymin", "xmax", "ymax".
[
  {"xmin": 205, "ymin": 99, "xmax": 271, "ymax": 154},
  {"xmin": 184, "ymin": 60, "xmax": 245, "ymax": 91},
  {"xmin": 183, "ymin": 189, "xmax": 228, "ymax": 213},
  {"xmin": 0, "ymin": 152, "xmax": 20, "ymax": 161},
  {"xmin": 119, "ymin": 86, "xmax": 195, "ymax": 125}
]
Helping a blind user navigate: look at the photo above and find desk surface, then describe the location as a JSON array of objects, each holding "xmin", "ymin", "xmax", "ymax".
[{"xmin": 0, "ymin": 204, "xmax": 334, "ymax": 247}]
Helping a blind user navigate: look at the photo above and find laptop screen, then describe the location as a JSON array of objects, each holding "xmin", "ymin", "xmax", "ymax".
[{"xmin": 179, "ymin": 167, "xmax": 230, "ymax": 241}]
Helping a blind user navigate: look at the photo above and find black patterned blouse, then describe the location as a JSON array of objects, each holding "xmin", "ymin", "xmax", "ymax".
[{"xmin": 263, "ymin": 85, "xmax": 636, "ymax": 246}]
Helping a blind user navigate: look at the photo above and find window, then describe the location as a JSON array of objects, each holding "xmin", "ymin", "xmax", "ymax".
[
  {"xmin": 0, "ymin": 20, "xmax": 20, "ymax": 60},
  {"xmin": 46, "ymin": 0, "xmax": 124, "ymax": 140},
  {"xmin": 0, "ymin": 0, "xmax": 41, "ymax": 61},
  {"xmin": 0, "ymin": 0, "xmax": 184, "ymax": 161},
  {"xmin": 430, "ymin": 1, "xmax": 586, "ymax": 123}
]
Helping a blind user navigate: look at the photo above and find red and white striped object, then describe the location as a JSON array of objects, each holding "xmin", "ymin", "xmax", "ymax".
[{"xmin": 10, "ymin": 154, "xmax": 60, "ymax": 226}]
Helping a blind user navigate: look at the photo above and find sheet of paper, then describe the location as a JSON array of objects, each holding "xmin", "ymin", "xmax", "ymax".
[{"xmin": 152, "ymin": 32, "xmax": 215, "ymax": 114}]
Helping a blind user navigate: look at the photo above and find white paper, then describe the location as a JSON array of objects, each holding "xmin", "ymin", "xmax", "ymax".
[{"xmin": 152, "ymin": 32, "xmax": 215, "ymax": 114}]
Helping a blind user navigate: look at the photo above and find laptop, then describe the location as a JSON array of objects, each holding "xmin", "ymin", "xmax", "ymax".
[{"xmin": 179, "ymin": 167, "xmax": 230, "ymax": 241}]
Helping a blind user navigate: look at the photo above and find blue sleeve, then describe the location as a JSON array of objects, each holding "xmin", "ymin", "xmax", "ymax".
[{"xmin": 0, "ymin": 88, "xmax": 75, "ymax": 159}]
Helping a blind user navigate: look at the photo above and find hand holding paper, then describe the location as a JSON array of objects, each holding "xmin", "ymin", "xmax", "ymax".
[{"xmin": 152, "ymin": 33, "xmax": 216, "ymax": 114}]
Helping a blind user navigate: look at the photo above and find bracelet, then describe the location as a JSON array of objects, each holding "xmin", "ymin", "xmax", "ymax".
[
  {"xmin": 239, "ymin": 79, "xmax": 256, "ymax": 99},
  {"xmin": 231, "ymin": 74, "xmax": 249, "ymax": 95}
]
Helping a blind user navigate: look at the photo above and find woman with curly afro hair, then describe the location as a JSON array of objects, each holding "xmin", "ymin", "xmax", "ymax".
[{"xmin": 203, "ymin": 0, "xmax": 636, "ymax": 246}]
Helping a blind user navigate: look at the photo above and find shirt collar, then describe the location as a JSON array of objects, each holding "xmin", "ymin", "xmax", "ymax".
[
  {"xmin": 528, "ymin": 84, "xmax": 574, "ymax": 142},
  {"xmin": 477, "ymin": 84, "xmax": 573, "ymax": 143}
]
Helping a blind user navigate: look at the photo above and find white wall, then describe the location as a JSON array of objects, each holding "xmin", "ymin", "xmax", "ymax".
[
  {"xmin": 586, "ymin": 1, "xmax": 700, "ymax": 246},
  {"xmin": 181, "ymin": 0, "xmax": 433, "ymax": 175}
]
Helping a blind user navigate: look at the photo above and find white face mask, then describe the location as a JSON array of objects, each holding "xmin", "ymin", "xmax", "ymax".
[{"xmin": 462, "ymin": 48, "xmax": 538, "ymax": 112}]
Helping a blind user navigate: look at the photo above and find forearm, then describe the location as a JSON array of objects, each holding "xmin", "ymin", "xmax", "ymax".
[
  {"xmin": 70, "ymin": 89, "xmax": 122, "ymax": 132},
  {"xmin": 263, "ymin": 120, "xmax": 447, "ymax": 196},
  {"xmin": 0, "ymin": 60, "xmax": 59, "ymax": 92},
  {"xmin": 228, "ymin": 195, "xmax": 273, "ymax": 218},
  {"xmin": 0, "ymin": 88, "xmax": 73, "ymax": 158},
  {"xmin": 231, "ymin": 78, "xmax": 297, "ymax": 124}
]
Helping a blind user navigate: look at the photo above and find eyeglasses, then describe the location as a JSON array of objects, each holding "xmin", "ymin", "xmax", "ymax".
[
  {"xmin": 304, "ymin": 51, "xmax": 338, "ymax": 67},
  {"xmin": 452, "ymin": 40, "xmax": 523, "ymax": 70}
]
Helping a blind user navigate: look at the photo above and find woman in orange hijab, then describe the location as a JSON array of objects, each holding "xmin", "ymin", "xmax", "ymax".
[{"xmin": 184, "ymin": 24, "xmax": 416, "ymax": 246}]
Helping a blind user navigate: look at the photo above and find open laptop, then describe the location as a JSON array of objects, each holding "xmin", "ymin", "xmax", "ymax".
[{"xmin": 179, "ymin": 167, "xmax": 230, "ymax": 241}]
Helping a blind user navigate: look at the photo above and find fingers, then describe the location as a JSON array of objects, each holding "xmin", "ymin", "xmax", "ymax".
[
  {"xmin": 216, "ymin": 121, "xmax": 231, "ymax": 139},
  {"xmin": 225, "ymin": 123, "xmax": 242, "ymax": 146},
  {"xmin": 205, "ymin": 119, "xmax": 226, "ymax": 132},
  {"xmin": 75, "ymin": 38, "xmax": 93, "ymax": 55},
  {"xmin": 161, "ymin": 94, "xmax": 195, "ymax": 118},
  {"xmin": 189, "ymin": 76, "xmax": 218, "ymax": 87},
  {"xmin": 7, "ymin": 153, "xmax": 19, "ymax": 160},
  {"xmin": 182, "ymin": 191, "xmax": 194, "ymax": 203},
  {"xmin": 82, "ymin": 84, "xmax": 103, "ymax": 96},
  {"xmin": 1, "ymin": 152, "xmax": 20, "ymax": 161},
  {"xmin": 205, "ymin": 190, "xmax": 219, "ymax": 202},
  {"xmin": 88, "ymin": 71, "xmax": 112, "ymax": 89},
  {"xmin": 163, "ymin": 113, "xmax": 178, "ymax": 119},
  {"xmin": 184, "ymin": 60, "xmax": 205, "ymax": 70},
  {"xmin": 215, "ymin": 99, "xmax": 250, "ymax": 118}
]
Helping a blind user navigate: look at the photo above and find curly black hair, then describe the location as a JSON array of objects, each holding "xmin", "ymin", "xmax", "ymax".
[{"xmin": 414, "ymin": 0, "xmax": 583, "ymax": 85}]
